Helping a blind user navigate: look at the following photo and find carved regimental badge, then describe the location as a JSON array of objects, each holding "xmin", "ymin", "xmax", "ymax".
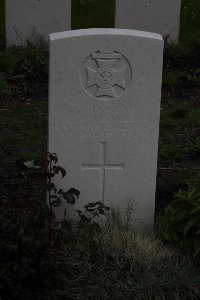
[{"xmin": 81, "ymin": 48, "xmax": 132, "ymax": 100}]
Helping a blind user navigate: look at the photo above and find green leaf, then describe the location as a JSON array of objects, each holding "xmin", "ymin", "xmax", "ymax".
[
  {"xmin": 98, "ymin": 208, "xmax": 105, "ymax": 215},
  {"xmin": 162, "ymin": 232, "xmax": 173, "ymax": 242},
  {"xmin": 167, "ymin": 205, "xmax": 175, "ymax": 215},
  {"xmin": 194, "ymin": 237, "xmax": 200, "ymax": 257},
  {"xmin": 52, "ymin": 198, "xmax": 62, "ymax": 207},
  {"xmin": 194, "ymin": 246, "xmax": 200, "ymax": 257},
  {"xmin": 75, "ymin": 210, "xmax": 82, "ymax": 216},
  {"xmin": 184, "ymin": 217, "xmax": 198, "ymax": 236},
  {"xmin": 61, "ymin": 220, "xmax": 72, "ymax": 231},
  {"xmin": 62, "ymin": 188, "xmax": 80, "ymax": 204},
  {"xmin": 47, "ymin": 182, "xmax": 56, "ymax": 192},
  {"xmin": 189, "ymin": 205, "xmax": 200, "ymax": 215},
  {"xmin": 188, "ymin": 188, "xmax": 197, "ymax": 200},
  {"xmin": 58, "ymin": 166, "xmax": 66, "ymax": 178},
  {"xmin": 171, "ymin": 231, "xmax": 179, "ymax": 241},
  {"xmin": 47, "ymin": 152, "xmax": 58, "ymax": 163},
  {"xmin": 85, "ymin": 202, "xmax": 99, "ymax": 209},
  {"xmin": 50, "ymin": 195, "xmax": 57, "ymax": 199},
  {"xmin": 53, "ymin": 166, "xmax": 66, "ymax": 178},
  {"xmin": 92, "ymin": 221, "xmax": 101, "ymax": 233},
  {"xmin": 170, "ymin": 215, "xmax": 177, "ymax": 222},
  {"xmin": 23, "ymin": 160, "xmax": 34, "ymax": 168},
  {"xmin": 67, "ymin": 188, "xmax": 80, "ymax": 199},
  {"xmin": 58, "ymin": 189, "xmax": 64, "ymax": 195},
  {"xmin": 174, "ymin": 209, "xmax": 188, "ymax": 222},
  {"xmin": 63, "ymin": 192, "xmax": 76, "ymax": 205}
]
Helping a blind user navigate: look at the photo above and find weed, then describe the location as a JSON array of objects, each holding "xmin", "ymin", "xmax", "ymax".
[
  {"xmin": 159, "ymin": 144, "xmax": 184, "ymax": 161},
  {"xmin": 0, "ymin": 152, "xmax": 80, "ymax": 299},
  {"xmin": 20, "ymin": 40, "xmax": 48, "ymax": 78},
  {"xmin": 76, "ymin": 201, "xmax": 110, "ymax": 238},
  {"xmin": 0, "ymin": 151, "xmax": 113, "ymax": 299},
  {"xmin": 0, "ymin": 41, "xmax": 48, "ymax": 79},
  {"xmin": 51, "ymin": 208, "xmax": 200, "ymax": 299},
  {"xmin": 159, "ymin": 177, "xmax": 200, "ymax": 257},
  {"xmin": 171, "ymin": 106, "xmax": 187, "ymax": 119},
  {"xmin": 46, "ymin": 152, "xmax": 80, "ymax": 244},
  {"xmin": 72, "ymin": 0, "xmax": 115, "ymax": 29},
  {"xmin": 163, "ymin": 39, "xmax": 200, "ymax": 93},
  {"xmin": 184, "ymin": 139, "xmax": 200, "ymax": 160},
  {"xmin": 0, "ymin": 73, "xmax": 15, "ymax": 97}
]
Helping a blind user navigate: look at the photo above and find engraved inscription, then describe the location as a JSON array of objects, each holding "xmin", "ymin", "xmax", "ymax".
[
  {"xmin": 64, "ymin": 102, "xmax": 134, "ymax": 122},
  {"xmin": 52, "ymin": 121, "xmax": 146, "ymax": 139},
  {"xmin": 93, "ymin": 102, "xmax": 132, "ymax": 122},
  {"xmin": 82, "ymin": 142, "xmax": 124, "ymax": 202},
  {"xmin": 81, "ymin": 48, "xmax": 132, "ymax": 100}
]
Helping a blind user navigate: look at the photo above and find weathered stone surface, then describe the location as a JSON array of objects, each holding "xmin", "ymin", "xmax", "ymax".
[
  {"xmin": 6, "ymin": 0, "xmax": 71, "ymax": 46},
  {"xmin": 49, "ymin": 29, "xmax": 163, "ymax": 229},
  {"xmin": 115, "ymin": 0, "xmax": 181, "ymax": 41}
]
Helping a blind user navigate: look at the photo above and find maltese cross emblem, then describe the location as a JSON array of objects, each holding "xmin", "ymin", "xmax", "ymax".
[{"xmin": 81, "ymin": 48, "xmax": 132, "ymax": 99}]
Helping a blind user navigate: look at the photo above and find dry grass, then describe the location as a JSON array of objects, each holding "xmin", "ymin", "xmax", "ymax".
[{"xmin": 50, "ymin": 209, "xmax": 200, "ymax": 300}]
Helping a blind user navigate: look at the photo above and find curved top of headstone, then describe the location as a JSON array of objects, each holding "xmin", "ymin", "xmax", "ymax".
[{"xmin": 50, "ymin": 28, "xmax": 163, "ymax": 42}]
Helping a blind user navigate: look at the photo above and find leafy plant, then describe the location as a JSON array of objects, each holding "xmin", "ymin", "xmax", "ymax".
[
  {"xmin": 0, "ymin": 42, "xmax": 48, "ymax": 99},
  {"xmin": 20, "ymin": 40, "xmax": 48, "ymax": 78},
  {"xmin": 183, "ymin": 137, "xmax": 200, "ymax": 159},
  {"xmin": 163, "ymin": 38, "xmax": 200, "ymax": 93},
  {"xmin": 0, "ymin": 185, "xmax": 52, "ymax": 299},
  {"xmin": 159, "ymin": 177, "xmax": 200, "ymax": 257},
  {"xmin": 76, "ymin": 201, "xmax": 110, "ymax": 237},
  {"xmin": 189, "ymin": 140, "xmax": 200, "ymax": 159},
  {"xmin": 171, "ymin": 106, "xmax": 187, "ymax": 119},
  {"xmin": 159, "ymin": 143, "xmax": 184, "ymax": 161},
  {"xmin": 0, "ymin": 42, "xmax": 48, "ymax": 78},
  {"xmin": 0, "ymin": 152, "xmax": 80, "ymax": 299},
  {"xmin": 46, "ymin": 152, "xmax": 80, "ymax": 244},
  {"xmin": 0, "ymin": 73, "xmax": 15, "ymax": 97},
  {"xmin": 0, "ymin": 47, "xmax": 21, "ymax": 75},
  {"xmin": 163, "ymin": 70, "xmax": 187, "ymax": 91}
]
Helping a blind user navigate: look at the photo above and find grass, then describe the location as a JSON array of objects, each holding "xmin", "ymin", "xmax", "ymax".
[
  {"xmin": 159, "ymin": 98, "xmax": 200, "ymax": 163},
  {"xmin": 0, "ymin": 100, "xmax": 47, "ymax": 170},
  {"xmin": 71, "ymin": 0, "xmax": 115, "ymax": 29},
  {"xmin": 50, "ymin": 211, "xmax": 200, "ymax": 300},
  {"xmin": 180, "ymin": 0, "xmax": 200, "ymax": 42},
  {"xmin": 1, "ymin": 190, "xmax": 200, "ymax": 299},
  {"xmin": 156, "ymin": 95, "xmax": 200, "ymax": 210}
]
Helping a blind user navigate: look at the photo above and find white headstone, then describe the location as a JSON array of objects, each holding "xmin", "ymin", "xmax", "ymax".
[
  {"xmin": 49, "ymin": 29, "xmax": 163, "ymax": 229},
  {"xmin": 6, "ymin": 0, "xmax": 71, "ymax": 46},
  {"xmin": 115, "ymin": 0, "xmax": 182, "ymax": 42}
]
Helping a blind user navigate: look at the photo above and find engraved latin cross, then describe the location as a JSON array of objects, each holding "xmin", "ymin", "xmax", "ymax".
[{"xmin": 82, "ymin": 142, "xmax": 124, "ymax": 202}]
